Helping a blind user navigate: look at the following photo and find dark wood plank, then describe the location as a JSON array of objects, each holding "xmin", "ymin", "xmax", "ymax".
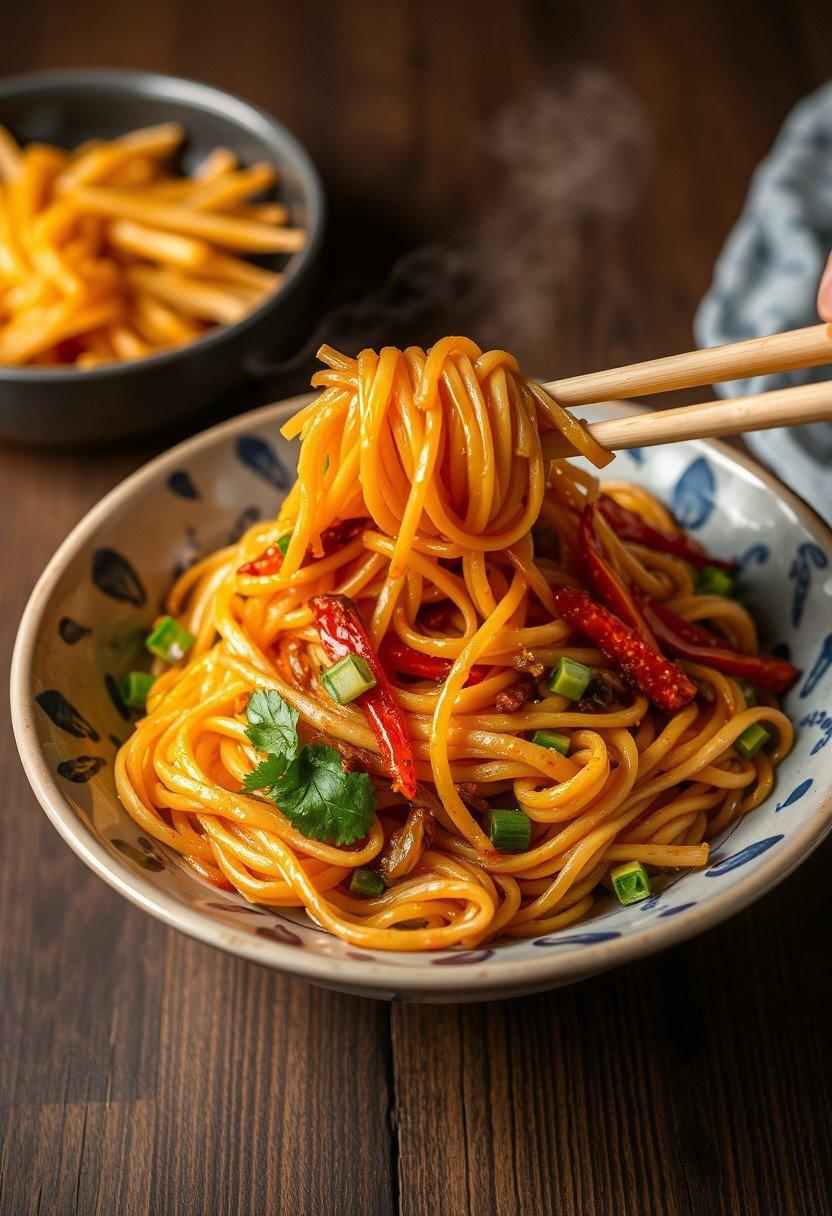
[
  {"xmin": 150, "ymin": 934, "xmax": 394, "ymax": 1216},
  {"xmin": 2, "ymin": 1, "xmax": 832, "ymax": 1214},
  {"xmin": 388, "ymin": 2, "xmax": 832, "ymax": 1215},
  {"xmin": 0, "ymin": 442, "xmax": 395, "ymax": 1216},
  {"xmin": 392, "ymin": 842, "xmax": 832, "ymax": 1216},
  {"xmin": 0, "ymin": 444, "xmax": 159, "ymax": 1216}
]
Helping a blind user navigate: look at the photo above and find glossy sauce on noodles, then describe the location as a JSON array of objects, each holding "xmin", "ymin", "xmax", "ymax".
[{"xmin": 115, "ymin": 338, "xmax": 793, "ymax": 950}]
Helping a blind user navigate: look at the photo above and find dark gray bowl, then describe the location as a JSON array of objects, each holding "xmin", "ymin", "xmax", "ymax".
[{"xmin": 0, "ymin": 68, "xmax": 325, "ymax": 446}]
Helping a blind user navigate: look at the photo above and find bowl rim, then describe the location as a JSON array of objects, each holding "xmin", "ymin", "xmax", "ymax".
[
  {"xmin": 11, "ymin": 396, "xmax": 832, "ymax": 996},
  {"xmin": 0, "ymin": 67, "xmax": 325, "ymax": 384}
]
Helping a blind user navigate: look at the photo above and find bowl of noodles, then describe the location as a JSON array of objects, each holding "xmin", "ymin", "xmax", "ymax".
[
  {"xmin": 0, "ymin": 68, "xmax": 324, "ymax": 445},
  {"xmin": 11, "ymin": 337, "xmax": 832, "ymax": 1001}
]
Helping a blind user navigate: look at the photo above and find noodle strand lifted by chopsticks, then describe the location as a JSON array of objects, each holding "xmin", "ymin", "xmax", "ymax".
[{"xmin": 115, "ymin": 338, "xmax": 793, "ymax": 950}]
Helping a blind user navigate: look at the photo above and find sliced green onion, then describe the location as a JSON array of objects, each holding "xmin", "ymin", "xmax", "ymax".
[
  {"xmin": 611, "ymin": 860, "xmax": 651, "ymax": 905},
  {"xmin": 532, "ymin": 729, "xmax": 570, "ymax": 756},
  {"xmin": 735, "ymin": 722, "xmax": 770, "ymax": 759},
  {"xmin": 276, "ymin": 533, "xmax": 292, "ymax": 556},
  {"xmin": 349, "ymin": 867, "xmax": 385, "ymax": 897},
  {"xmin": 321, "ymin": 654, "xmax": 377, "ymax": 704},
  {"xmin": 120, "ymin": 671, "xmax": 154, "ymax": 711},
  {"xmin": 488, "ymin": 808, "xmax": 531, "ymax": 853},
  {"xmin": 548, "ymin": 657, "xmax": 591, "ymax": 701},
  {"xmin": 145, "ymin": 615, "xmax": 195, "ymax": 662},
  {"xmin": 696, "ymin": 565, "xmax": 735, "ymax": 597},
  {"xmin": 735, "ymin": 677, "xmax": 757, "ymax": 707}
]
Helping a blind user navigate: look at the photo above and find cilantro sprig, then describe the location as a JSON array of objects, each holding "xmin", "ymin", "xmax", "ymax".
[{"xmin": 243, "ymin": 688, "xmax": 376, "ymax": 846}]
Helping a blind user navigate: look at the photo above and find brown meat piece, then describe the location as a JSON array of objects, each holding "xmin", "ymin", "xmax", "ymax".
[
  {"xmin": 514, "ymin": 648, "xmax": 546, "ymax": 679},
  {"xmin": 495, "ymin": 675, "xmax": 537, "ymax": 713},
  {"xmin": 286, "ymin": 640, "xmax": 311, "ymax": 685},
  {"xmin": 302, "ymin": 725, "xmax": 385, "ymax": 779},
  {"xmin": 577, "ymin": 670, "xmax": 630, "ymax": 712},
  {"xmin": 694, "ymin": 678, "xmax": 715, "ymax": 703},
  {"xmin": 455, "ymin": 782, "xmax": 491, "ymax": 815},
  {"xmin": 378, "ymin": 805, "xmax": 427, "ymax": 883}
]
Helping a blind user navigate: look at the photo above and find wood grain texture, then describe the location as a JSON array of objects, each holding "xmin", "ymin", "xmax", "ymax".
[
  {"xmin": 392, "ymin": 845, "xmax": 832, "ymax": 1216},
  {"xmin": 1, "ymin": 2, "xmax": 832, "ymax": 1214}
]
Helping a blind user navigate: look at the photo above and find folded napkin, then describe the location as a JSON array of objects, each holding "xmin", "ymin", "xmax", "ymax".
[{"xmin": 695, "ymin": 81, "xmax": 832, "ymax": 520}]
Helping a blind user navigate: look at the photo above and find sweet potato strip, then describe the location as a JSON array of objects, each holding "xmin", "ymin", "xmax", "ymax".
[
  {"xmin": 126, "ymin": 265, "xmax": 248, "ymax": 324},
  {"xmin": 187, "ymin": 163, "xmax": 276, "ymax": 212},
  {"xmin": 73, "ymin": 186, "xmax": 304, "ymax": 252},
  {"xmin": 108, "ymin": 219, "xmax": 212, "ymax": 269},
  {"xmin": 0, "ymin": 297, "xmax": 123, "ymax": 364},
  {"xmin": 55, "ymin": 123, "xmax": 184, "ymax": 193},
  {"xmin": 0, "ymin": 122, "xmax": 302, "ymax": 367},
  {"xmin": 0, "ymin": 126, "xmax": 23, "ymax": 180}
]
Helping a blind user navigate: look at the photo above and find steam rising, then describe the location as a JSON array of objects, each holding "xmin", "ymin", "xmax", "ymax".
[
  {"xmin": 254, "ymin": 68, "xmax": 652, "ymax": 388},
  {"xmin": 463, "ymin": 69, "xmax": 652, "ymax": 358}
]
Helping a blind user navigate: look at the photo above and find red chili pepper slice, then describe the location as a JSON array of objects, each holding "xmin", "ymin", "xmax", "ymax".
[
  {"xmin": 578, "ymin": 504, "xmax": 658, "ymax": 649},
  {"xmin": 554, "ymin": 586, "xmax": 697, "ymax": 712},
  {"xmin": 598, "ymin": 496, "xmax": 735, "ymax": 572},
  {"xmin": 633, "ymin": 591, "xmax": 799, "ymax": 694},
  {"xmin": 310, "ymin": 594, "xmax": 418, "ymax": 799},
  {"xmin": 378, "ymin": 635, "xmax": 488, "ymax": 687},
  {"xmin": 238, "ymin": 517, "xmax": 367, "ymax": 578}
]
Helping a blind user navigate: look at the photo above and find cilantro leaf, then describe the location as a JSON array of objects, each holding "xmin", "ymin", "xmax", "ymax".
[
  {"xmin": 241, "ymin": 688, "xmax": 377, "ymax": 845},
  {"xmin": 270, "ymin": 743, "xmax": 376, "ymax": 846},
  {"xmin": 243, "ymin": 753, "xmax": 287, "ymax": 792},
  {"xmin": 245, "ymin": 689, "xmax": 300, "ymax": 760}
]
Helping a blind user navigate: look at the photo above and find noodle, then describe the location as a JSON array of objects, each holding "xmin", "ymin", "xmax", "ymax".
[{"xmin": 115, "ymin": 338, "xmax": 794, "ymax": 950}]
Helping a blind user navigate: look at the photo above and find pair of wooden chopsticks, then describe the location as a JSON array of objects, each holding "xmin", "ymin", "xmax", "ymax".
[{"xmin": 540, "ymin": 322, "xmax": 832, "ymax": 459}]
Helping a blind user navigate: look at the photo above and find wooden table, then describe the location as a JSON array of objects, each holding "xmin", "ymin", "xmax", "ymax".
[{"xmin": 2, "ymin": 3, "xmax": 832, "ymax": 1213}]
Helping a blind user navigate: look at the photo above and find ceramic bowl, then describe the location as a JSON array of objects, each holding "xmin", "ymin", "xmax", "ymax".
[
  {"xmin": 11, "ymin": 400, "xmax": 832, "ymax": 1001},
  {"xmin": 0, "ymin": 69, "xmax": 324, "ymax": 446}
]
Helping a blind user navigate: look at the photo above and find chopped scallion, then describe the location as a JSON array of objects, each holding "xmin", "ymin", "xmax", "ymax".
[
  {"xmin": 532, "ymin": 729, "xmax": 570, "ymax": 756},
  {"xmin": 696, "ymin": 566, "xmax": 735, "ymax": 597},
  {"xmin": 735, "ymin": 722, "xmax": 770, "ymax": 759},
  {"xmin": 321, "ymin": 654, "xmax": 377, "ymax": 704},
  {"xmin": 611, "ymin": 860, "xmax": 651, "ymax": 905},
  {"xmin": 145, "ymin": 616, "xmax": 195, "ymax": 663},
  {"xmin": 120, "ymin": 671, "xmax": 154, "ymax": 711},
  {"xmin": 548, "ymin": 657, "xmax": 591, "ymax": 701},
  {"xmin": 488, "ymin": 808, "xmax": 531, "ymax": 853},
  {"xmin": 349, "ymin": 868, "xmax": 385, "ymax": 897}
]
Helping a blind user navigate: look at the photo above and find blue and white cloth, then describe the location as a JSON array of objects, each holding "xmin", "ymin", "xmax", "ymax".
[{"xmin": 695, "ymin": 81, "xmax": 832, "ymax": 521}]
